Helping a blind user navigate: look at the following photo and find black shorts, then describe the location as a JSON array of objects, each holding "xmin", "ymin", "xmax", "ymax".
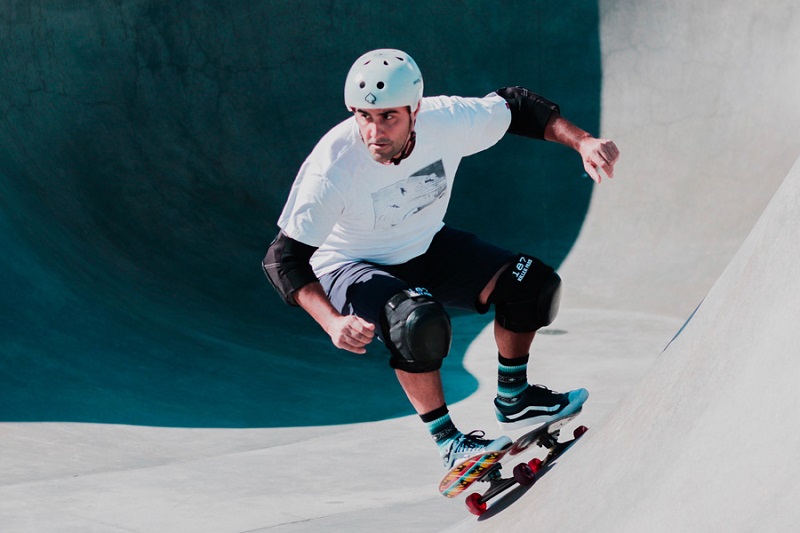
[{"xmin": 318, "ymin": 226, "xmax": 516, "ymax": 343}]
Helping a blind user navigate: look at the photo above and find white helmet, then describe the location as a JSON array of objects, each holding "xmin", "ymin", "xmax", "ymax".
[{"xmin": 344, "ymin": 49, "xmax": 423, "ymax": 110}]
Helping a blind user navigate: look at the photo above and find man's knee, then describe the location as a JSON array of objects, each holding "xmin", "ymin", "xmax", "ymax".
[
  {"xmin": 489, "ymin": 254, "xmax": 562, "ymax": 333},
  {"xmin": 380, "ymin": 288, "xmax": 452, "ymax": 373}
]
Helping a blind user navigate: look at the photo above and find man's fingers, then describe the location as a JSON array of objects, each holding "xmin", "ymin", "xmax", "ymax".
[
  {"xmin": 596, "ymin": 158, "xmax": 614, "ymax": 180},
  {"xmin": 584, "ymin": 159, "xmax": 602, "ymax": 183},
  {"xmin": 349, "ymin": 317, "xmax": 375, "ymax": 342},
  {"xmin": 347, "ymin": 328, "xmax": 373, "ymax": 345},
  {"xmin": 599, "ymin": 140, "xmax": 620, "ymax": 176},
  {"xmin": 331, "ymin": 316, "xmax": 375, "ymax": 353},
  {"xmin": 355, "ymin": 316, "xmax": 376, "ymax": 331},
  {"xmin": 333, "ymin": 331, "xmax": 368, "ymax": 353},
  {"xmin": 600, "ymin": 140, "xmax": 619, "ymax": 161},
  {"xmin": 340, "ymin": 338, "xmax": 368, "ymax": 354},
  {"xmin": 584, "ymin": 140, "xmax": 619, "ymax": 182}
]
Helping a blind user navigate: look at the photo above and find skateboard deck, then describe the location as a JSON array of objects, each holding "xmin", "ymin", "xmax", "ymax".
[{"xmin": 438, "ymin": 412, "xmax": 587, "ymax": 516}]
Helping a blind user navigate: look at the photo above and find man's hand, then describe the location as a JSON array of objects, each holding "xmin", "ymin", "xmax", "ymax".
[
  {"xmin": 325, "ymin": 315, "xmax": 375, "ymax": 354},
  {"xmin": 543, "ymin": 115, "xmax": 620, "ymax": 183},
  {"xmin": 579, "ymin": 137, "xmax": 620, "ymax": 183},
  {"xmin": 294, "ymin": 282, "xmax": 376, "ymax": 354}
]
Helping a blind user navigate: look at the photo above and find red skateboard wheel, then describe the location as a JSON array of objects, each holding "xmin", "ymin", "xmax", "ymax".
[
  {"xmin": 465, "ymin": 492, "xmax": 487, "ymax": 516},
  {"xmin": 513, "ymin": 463, "xmax": 536, "ymax": 486},
  {"xmin": 528, "ymin": 457, "xmax": 543, "ymax": 474},
  {"xmin": 574, "ymin": 425, "xmax": 588, "ymax": 438}
]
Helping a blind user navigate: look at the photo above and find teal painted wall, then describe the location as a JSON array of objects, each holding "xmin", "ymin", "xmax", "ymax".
[{"xmin": 0, "ymin": 1, "xmax": 600, "ymax": 427}]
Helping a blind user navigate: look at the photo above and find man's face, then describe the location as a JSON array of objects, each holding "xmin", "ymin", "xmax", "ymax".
[{"xmin": 353, "ymin": 106, "xmax": 415, "ymax": 164}]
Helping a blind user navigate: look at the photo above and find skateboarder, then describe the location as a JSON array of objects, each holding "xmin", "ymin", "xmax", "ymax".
[{"xmin": 263, "ymin": 49, "xmax": 619, "ymax": 470}]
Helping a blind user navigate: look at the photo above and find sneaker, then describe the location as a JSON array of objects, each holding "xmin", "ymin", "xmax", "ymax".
[
  {"xmin": 495, "ymin": 385, "xmax": 589, "ymax": 432},
  {"xmin": 441, "ymin": 430, "xmax": 512, "ymax": 470}
]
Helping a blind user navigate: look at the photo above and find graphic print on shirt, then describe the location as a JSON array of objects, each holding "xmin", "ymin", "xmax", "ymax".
[{"xmin": 372, "ymin": 160, "xmax": 447, "ymax": 229}]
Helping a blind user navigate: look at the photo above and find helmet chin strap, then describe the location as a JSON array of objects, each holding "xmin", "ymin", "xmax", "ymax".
[
  {"xmin": 390, "ymin": 110, "xmax": 418, "ymax": 165},
  {"xmin": 390, "ymin": 130, "xmax": 416, "ymax": 165}
]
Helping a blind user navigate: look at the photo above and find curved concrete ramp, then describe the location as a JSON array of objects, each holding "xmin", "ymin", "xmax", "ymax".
[
  {"xmin": 564, "ymin": 0, "xmax": 800, "ymax": 319},
  {"xmin": 453, "ymin": 0, "xmax": 800, "ymax": 530},
  {"xmin": 464, "ymin": 156, "xmax": 800, "ymax": 531}
]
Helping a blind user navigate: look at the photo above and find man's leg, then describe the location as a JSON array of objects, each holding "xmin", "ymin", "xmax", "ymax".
[
  {"xmin": 396, "ymin": 368, "xmax": 510, "ymax": 469},
  {"xmin": 395, "ymin": 369, "xmax": 457, "ymax": 458},
  {"xmin": 481, "ymin": 257, "xmax": 589, "ymax": 431},
  {"xmin": 494, "ymin": 321, "xmax": 536, "ymax": 358},
  {"xmin": 395, "ymin": 368, "xmax": 445, "ymax": 414},
  {"xmin": 480, "ymin": 263, "xmax": 536, "ymax": 358},
  {"xmin": 421, "ymin": 231, "xmax": 580, "ymax": 432},
  {"xmin": 386, "ymin": 298, "xmax": 510, "ymax": 469}
]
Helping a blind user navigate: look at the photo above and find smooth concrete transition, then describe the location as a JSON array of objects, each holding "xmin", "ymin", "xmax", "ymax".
[
  {"xmin": 3, "ymin": 1, "xmax": 800, "ymax": 532},
  {"xmin": 448, "ymin": 1, "xmax": 800, "ymax": 531},
  {"xmin": 479, "ymin": 156, "xmax": 800, "ymax": 532}
]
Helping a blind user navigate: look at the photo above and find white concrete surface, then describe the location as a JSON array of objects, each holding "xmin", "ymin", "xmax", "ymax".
[
  {"xmin": 3, "ymin": 0, "xmax": 800, "ymax": 531},
  {"xmin": 448, "ymin": 0, "xmax": 800, "ymax": 530},
  {"xmin": 452, "ymin": 155, "xmax": 800, "ymax": 533}
]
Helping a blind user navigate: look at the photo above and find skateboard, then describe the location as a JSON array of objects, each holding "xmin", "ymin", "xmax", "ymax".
[{"xmin": 438, "ymin": 413, "xmax": 588, "ymax": 516}]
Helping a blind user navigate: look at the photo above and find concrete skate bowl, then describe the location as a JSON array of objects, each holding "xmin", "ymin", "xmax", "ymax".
[{"xmin": 0, "ymin": 1, "xmax": 603, "ymax": 427}]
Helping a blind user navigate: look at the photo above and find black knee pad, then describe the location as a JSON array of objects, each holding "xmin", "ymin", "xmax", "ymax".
[
  {"xmin": 380, "ymin": 288, "xmax": 452, "ymax": 374},
  {"xmin": 490, "ymin": 254, "xmax": 562, "ymax": 333}
]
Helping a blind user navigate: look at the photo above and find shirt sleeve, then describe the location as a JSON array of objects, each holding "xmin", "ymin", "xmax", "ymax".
[
  {"xmin": 456, "ymin": 93, "xmax": 513, "ymax": 157},
  {"xmin": 277, "ymin": 163, "xmax": 345, "ymax": 247}
]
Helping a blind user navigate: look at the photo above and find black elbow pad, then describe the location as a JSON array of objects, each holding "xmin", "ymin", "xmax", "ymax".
[
  {"xmin": 496, "ymin": 86, "xmax": 560, "ymax": 139},
  {"xmin": 262, "ymin": 231, "xmax": 318, "ymax": 306}
]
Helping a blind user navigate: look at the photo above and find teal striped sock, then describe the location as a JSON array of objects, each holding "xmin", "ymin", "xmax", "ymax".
[
  {"xmin": 420, "ymin": 405, "xmax": 459, "ymax": 454},
  {"xmin": 497, "ymin": 353, "xmax": 529, "ymax": 404}
]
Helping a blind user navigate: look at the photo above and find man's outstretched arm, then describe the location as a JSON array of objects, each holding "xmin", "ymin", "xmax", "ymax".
[{"xmin": 497, "ymin": 86, "xmax": 620, "ymax": 183}]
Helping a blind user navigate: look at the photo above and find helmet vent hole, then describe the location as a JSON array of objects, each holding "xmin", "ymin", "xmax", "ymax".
[
  {"xmin": 383, "ymin": 60, "xmax": 389, "ymax": 66},
  {"xmin": 376, "ymin": 81, "xmax": 385, "ymax": 89}
]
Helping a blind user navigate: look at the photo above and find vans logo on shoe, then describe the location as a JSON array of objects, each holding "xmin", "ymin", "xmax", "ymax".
[{"xmin": 506, "ymin": 404, "xmax": 562, "ymax": 420}]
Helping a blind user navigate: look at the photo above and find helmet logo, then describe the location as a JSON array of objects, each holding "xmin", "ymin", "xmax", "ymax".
[{"xmin": 365, "ymin": 92, "xmax": 377, "ymax": 104}]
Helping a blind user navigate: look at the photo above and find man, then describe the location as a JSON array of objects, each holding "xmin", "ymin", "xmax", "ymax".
[{"xmin": 263, "ymin": 49, "xmax": 619, "ymax": 469}]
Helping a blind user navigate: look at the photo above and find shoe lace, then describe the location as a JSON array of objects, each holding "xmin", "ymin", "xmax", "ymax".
[
  {"xmin": 453, "ymin": 430, "xmax": 491, "ymax": 454},
  {"xmin": 530, "ymin": 383, "xmax": 563, "ymax": 401}
]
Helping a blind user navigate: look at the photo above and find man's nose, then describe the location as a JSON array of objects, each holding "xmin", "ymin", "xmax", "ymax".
[{"xmin": 367, "ymin": 121, "xmax": 382, "ymax": 139}]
